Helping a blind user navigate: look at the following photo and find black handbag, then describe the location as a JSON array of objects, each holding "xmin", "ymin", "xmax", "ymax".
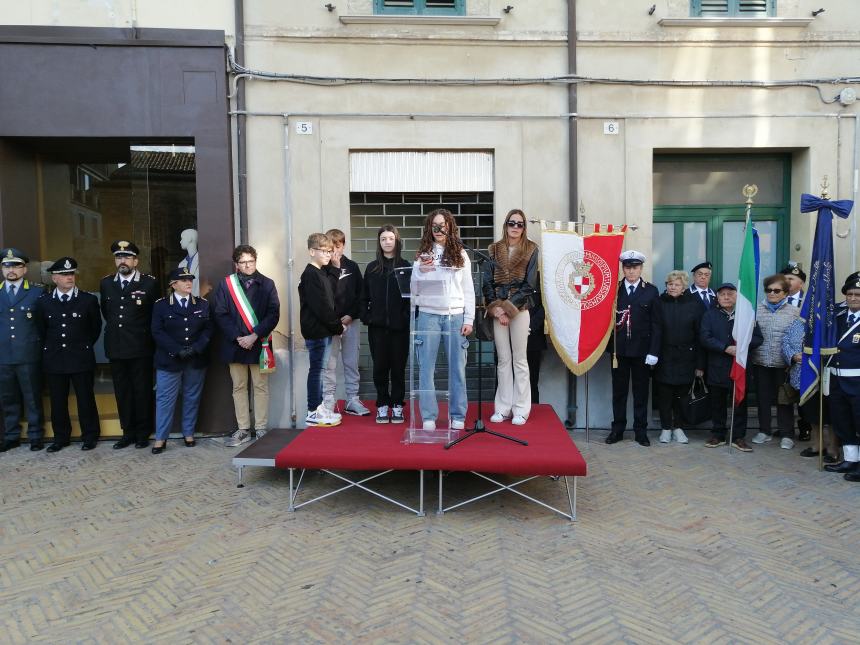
[
  {"xmin": 681, "ymin": 376, "xmax": 711, "ymax": 425},
  {"xmin": 475, "ymin": 307, "xmax": 495, "ymax": 342}
]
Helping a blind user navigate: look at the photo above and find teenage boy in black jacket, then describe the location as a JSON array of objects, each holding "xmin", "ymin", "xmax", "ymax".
[
  {"xmin": 322, "ymin": 228, "xmax": 369, "ymax": 417},
  {"xmin": 700, "ymin": 283, "xmax": 763, "ymax": 452},
  {"xmin": 299, "ymin": 233, "xmax": 344, "ymax": 427}
]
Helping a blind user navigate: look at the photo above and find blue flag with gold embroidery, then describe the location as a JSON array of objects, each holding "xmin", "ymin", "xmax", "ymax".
[{"xmin": 798, "ymin": 194, "xmax": 854, "ymax": 405}]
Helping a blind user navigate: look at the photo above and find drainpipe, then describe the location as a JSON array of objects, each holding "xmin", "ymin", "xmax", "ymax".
[
  {"xmin": 283, "ymin": 117, "xmax": 296, "ymax": 428},
  {"xmin": 565, "ymin": 0, "xmax": 578, "ymax": 430},
  {"xmin": 235, "ymin": 0, "xmax": 249, "ymax": 244}
]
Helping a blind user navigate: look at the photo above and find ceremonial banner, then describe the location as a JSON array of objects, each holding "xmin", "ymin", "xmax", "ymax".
[
  {"xmin": 540, "ymin": 222, "xmax": 627, "ymax": 375},
  {"xmin": 798, "ymin": 193, "xmax": 854, "ymax": 404}
]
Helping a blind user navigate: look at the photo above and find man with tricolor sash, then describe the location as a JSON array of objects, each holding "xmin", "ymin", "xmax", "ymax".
[{"xmin": 213, "ymin": 245, "xmax": 280, "ymax": 447}]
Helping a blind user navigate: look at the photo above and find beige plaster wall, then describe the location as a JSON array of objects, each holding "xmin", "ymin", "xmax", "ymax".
[{"xmin": 0, "ymin": 0, "xmax": 236, "ymax": 39}]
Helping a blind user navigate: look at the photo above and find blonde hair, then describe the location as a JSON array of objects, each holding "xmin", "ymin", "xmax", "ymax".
[
  {"xmin": 665, "ymin": 270, "xmax": 689, "ymax": 288},
  {"xmin": 307, "ymin": 233, "xmax": 332, "ymax": 250},
  {"xmin": 325, "ymin": 228, "xmax": 346, "ymax": 245}
]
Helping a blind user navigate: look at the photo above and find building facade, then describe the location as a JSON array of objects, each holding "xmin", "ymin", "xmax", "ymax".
[{"xmin": 0, "ymin": 1, "xmax": 858, "ymax": 433}]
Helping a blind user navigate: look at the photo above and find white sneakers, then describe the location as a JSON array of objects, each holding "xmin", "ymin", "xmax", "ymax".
[
  {"xmin": 450, "ymin": 419, "xmax": 465, "ymax": 430},
  {"xmin": 422, "ymin": 420, "xmax": 436, "ymax": 431},
  {"xmin": 659, "ymin": 428, "xmax": 688, "ymax": 444},
  {"xmin": 751, "ymin": 432, "xmax": 773, "ymax": 444},
  {"xmin": 780, "ymin": 437, "xmax": 795, "ymax": 450},
  {"xmin": 306, "ymin": 404, "xmax": 342, "ymax": 427},
  {"xmin": 376, "ymin": 405, "xmax": 390, "ymax": 424},
  {"xmin": 490, "ymin": 413, "xmax": 526, "ymax": 425}
]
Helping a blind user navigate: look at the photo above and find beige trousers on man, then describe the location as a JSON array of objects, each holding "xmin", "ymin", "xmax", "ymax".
[
  {"xmin": 493, "ymin": 309, "xmax": 531, "ymax": 418},
  {"xmin": 228, "ymin": 363, "xmax": 269, "ymax": 431}
]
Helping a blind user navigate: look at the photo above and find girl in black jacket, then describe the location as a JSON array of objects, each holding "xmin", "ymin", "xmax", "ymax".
[{"xmin": 361, "ymin": 225, "xmax": 411, "ymax": 423}]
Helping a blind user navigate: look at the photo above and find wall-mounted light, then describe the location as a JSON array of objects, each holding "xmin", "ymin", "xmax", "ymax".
[
  {"xmin": 811, "ymin": 8, "xmax": 825, "ymax": 17},
  {"xmin": 325, "ymin": 3, "xmax": 336, "ymax": 12},
  {"xmin": 503, "ymin": 5, "xmax": 514, "ymax": 13},
  {"xmin": 648, "ymin": 4, "xmax": 656, "ymax": 15}
]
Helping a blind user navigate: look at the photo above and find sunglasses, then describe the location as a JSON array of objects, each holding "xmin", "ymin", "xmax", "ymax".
[
  {"xmin": 764, "ymin": 288, "xmax": 785, "ymax": 294},
  {"xmin": 506, "ymin": 220, "xmax": 525, "ymax": 229},
  {"xmin": 431, "ymin": 225, "xmax": 447, "ymax": 233}
]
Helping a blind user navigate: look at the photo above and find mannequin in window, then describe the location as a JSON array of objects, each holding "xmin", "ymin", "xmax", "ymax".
[{"xmin": 178, "ymin": 229, "xmax": 200, "ymax": 296}]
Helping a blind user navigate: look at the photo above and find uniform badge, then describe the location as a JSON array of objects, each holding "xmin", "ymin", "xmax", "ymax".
[
  {"xmin": 853, "ymin": 333, "xmax": 860, "ymax": 344},
  {"xmin": 26, "ymin": 312, "xmax": 32, "ymax": 319},
  {"xmin": 137, "ymin": 299, "xmax": 142, "ymax": 305},
  {"xmin": 72, "ymin": 312, "xmax": 78, "ymax": 318}
]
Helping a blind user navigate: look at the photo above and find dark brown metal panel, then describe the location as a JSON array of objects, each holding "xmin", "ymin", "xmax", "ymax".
[{"xmin": 0, "ymin": 26, "xmax": 236, "ymax": 436}]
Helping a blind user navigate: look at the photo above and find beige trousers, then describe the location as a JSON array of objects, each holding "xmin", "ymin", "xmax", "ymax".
[
  {"xmin": 493, "ymin": 309, "xmax": 531, "ymax": 418},
  {"xmin": 228, "ymin": 363, "xmax": 269, "ymax": 431}
]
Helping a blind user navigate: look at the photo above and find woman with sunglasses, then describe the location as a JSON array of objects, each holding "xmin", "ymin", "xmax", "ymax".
[
  {"xmin": 411, "ymin": 209, "xmax": 475, "ymax": 431},
  {"xmin": 750, "ymin": 274, "xmax": 800, "ymax": 448},
  {"xmin": 482, "ymin": 209, "xmax": 539, "ymax": 425}
]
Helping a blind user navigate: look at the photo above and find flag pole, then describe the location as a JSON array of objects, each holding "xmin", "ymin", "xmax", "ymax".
[
  {"xmin": 727, "ymin": 388, "xmax": 736, "ymax": 454},
  {"xmin": 816, "ymin": 178, "xmax": 831, "ymax": 473}
]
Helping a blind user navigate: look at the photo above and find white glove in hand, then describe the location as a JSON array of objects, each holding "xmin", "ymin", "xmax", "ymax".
[{"xmin": 644, "ymin": 354, "xmax": 659, "ymax": 366}]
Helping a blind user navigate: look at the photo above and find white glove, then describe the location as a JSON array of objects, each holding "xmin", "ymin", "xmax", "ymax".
[{"xmin": 644, "ymin": 354, "xmax": 659, "ymax": 366}]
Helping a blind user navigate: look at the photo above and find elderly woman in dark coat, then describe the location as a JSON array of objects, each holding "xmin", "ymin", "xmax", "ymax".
[{"xmin": 654, "ymin": 270, "xmax": 705, "ymax": 444}]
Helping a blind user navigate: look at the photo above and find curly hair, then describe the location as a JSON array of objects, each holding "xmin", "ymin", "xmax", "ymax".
[{"xmin": 417, "ymin": 209, "xmax": 465, "ymax": 268}]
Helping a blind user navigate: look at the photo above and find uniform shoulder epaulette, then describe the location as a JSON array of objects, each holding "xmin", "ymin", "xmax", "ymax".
[
  {"xmin": 155, "ymin": 297, "xmax": 166, "ymax": 303},
  {"xmin": 143, "ymin": 273, "xmax": 156, "ymax": 279},
  {"xmin": 101, "ymin": 274, "xmax": 114, "ymax": 280}
]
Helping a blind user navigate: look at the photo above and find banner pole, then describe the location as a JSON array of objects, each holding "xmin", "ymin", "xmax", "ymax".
[
  {"xmin": 818, "ymin": 385, "xmax": 824, "ymax": 472},
  {"xmin": 727, "ymin": 388, "xmax": 736, "ymax": 454},
  {"xmin": 585, "ymin": 371, "xmax": 590, "ymax": 444}
]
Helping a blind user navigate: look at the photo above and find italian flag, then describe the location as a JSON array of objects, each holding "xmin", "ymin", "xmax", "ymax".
[{"xmin": 730, "ymin": 217, "xmax": 758, "ymax": 403}]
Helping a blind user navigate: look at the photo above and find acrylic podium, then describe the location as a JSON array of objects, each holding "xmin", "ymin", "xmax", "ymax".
[{"xmin": 397, "ymin": 263, "xmax": 466, "ymax": 445}]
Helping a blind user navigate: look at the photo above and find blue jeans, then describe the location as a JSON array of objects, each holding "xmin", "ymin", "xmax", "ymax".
[
  {"xmin": 154, "ymin": 366, "xmax": 206, "ymax": 440},
  {"xmin": 415, "ymin": 312, "xmax": 468, "ymax": 422},
  {"xmin": 306, "ymin": 336, "xmax": 333, "ymax": 411}
]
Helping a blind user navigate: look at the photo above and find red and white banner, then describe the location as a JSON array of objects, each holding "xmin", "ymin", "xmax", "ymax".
[{"xmin": 540, "ymin": 223, "xmax": 627, "ymax": 375}]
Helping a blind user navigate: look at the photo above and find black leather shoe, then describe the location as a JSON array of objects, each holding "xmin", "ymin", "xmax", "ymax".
[
  {"xmin": 844, "ymin": 471, "xmax": 860, "ymax": 482},
  {"xmin": 605, "ymin": 432, "xmax": 623, "ymax": 445},
  {"xmin": 151, "ymin": 443, "xmax": 166, "ymax": 454},
  {"xmin": 637, "ymin": 437, "xmax": 651, "ymax": 447},
  {"xmin": 46, "ymin": 443, "xmax": 68, "ymax": 453},
  {"xmin": 29, "ymin": 441, "xmax": 44, "ymax": 452},
  {"xmin": 798, "ymin": 431, "xmax": 811, "ymax": 442},
  {"xmin": 824, "ymin": 461, "xmax": 858, "ymax": 474},
  {"xmin": 113, "ymin": 438, "xmax": 134, "ymax": 449},
  {"xmin": 81, "ymin": 442, "xmax": 97, "ymax": 451},
  {"xmin": 135, "ymin": 440, "xmax": 149, "ymax": 449},
  {"xmin": 183, "ymin": 438, "xmax": 196, "ymax": 447},
  {"xmin": 0, "ymin": 439, "xmax": 21, "ymax": 452}
]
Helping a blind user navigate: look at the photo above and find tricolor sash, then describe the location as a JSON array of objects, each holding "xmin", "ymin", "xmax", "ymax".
[{"xmin": 225, "ymin": 274, "xmax": 276, "ymax": 373}]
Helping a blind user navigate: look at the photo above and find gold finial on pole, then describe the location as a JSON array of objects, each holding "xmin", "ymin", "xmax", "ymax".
[
  {"xmin": 742, "ymin": 184, "xmax": 759, "ymax": 205},
  {"xmin": 820, "ymin": 175, "xmax": 830, "ymax": 199}
]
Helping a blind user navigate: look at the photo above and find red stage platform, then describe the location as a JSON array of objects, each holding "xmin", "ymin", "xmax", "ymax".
[{"xmin": 232, "ymin": 403, "xmax": 587, "ymax": 520}]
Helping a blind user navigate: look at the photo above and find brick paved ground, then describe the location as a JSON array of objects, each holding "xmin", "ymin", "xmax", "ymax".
[{"xmin": 1, "ymin": 431, "xmax": 858, "ymax": 643}]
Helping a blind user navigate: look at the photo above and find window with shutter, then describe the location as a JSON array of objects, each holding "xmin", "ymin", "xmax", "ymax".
[
  {"xmin": 691, "ymin": 0, "xmax": 775, "ymax": 16},
  {"xmin": 376, "ymin": 0, "xmax": 465, "ymax": 15}
]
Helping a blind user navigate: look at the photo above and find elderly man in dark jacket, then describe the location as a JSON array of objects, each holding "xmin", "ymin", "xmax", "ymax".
[
  {"xmin": 213, "ymin": 245, "xmax": 280, "ymax": 447},
  {"xmin": 700, "ymin": 283, "xmax": 763, "ymax": 452}
]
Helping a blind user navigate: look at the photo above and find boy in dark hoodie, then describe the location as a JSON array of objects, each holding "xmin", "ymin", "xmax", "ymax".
[{"xmin": 299, "ymin": 233, "xmax": 344, "ymax": 426}]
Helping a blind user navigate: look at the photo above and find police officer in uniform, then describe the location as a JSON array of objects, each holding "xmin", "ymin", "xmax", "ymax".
[
  {"xmin": 100, "ymin": 241, "xmax": 159, "ymax": 449},
  {"xmin": 781, "ymin": 262, "xmax": 811, "ymax": 442},
  {"xmin": 606, "ymin": 250, "xmax": 662, "ymax": 446},
  {"xmin": 0, "ymin": 248, "xmax": 46, "ymax": 451},
  {"xmin": 689, "ymin": 261, "xmax": 716, "ymax": 310},
  {"xmin": 150, "ymin": 268, "xmax": 213, "ymax": 454},
  {"xmin": 36, "ymin": 257, "xmax": 102, "ymax": 452},
  {"xmin": 824, "ymin": 274, "xmax": 860, "ymax": 481}
]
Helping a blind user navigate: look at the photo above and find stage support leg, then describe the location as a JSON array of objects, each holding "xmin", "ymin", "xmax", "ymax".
[
  {"xmin": 288, "ymin": 468, "xmax": 295, "ymax": 512},
  {"xmin": 236, "ymin": 466, "xmax": 244, "ymax": 488},
  {"xmin": 565, "ymin": 476, "xmax": 576, "ymax": 522},
  {"xmin": 418, "ymin": 470, "xmax": 425, "ymax": 517},
  {"xmin": 437, "ymin": 470, "xmax": 444, "ymax": 515}
]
